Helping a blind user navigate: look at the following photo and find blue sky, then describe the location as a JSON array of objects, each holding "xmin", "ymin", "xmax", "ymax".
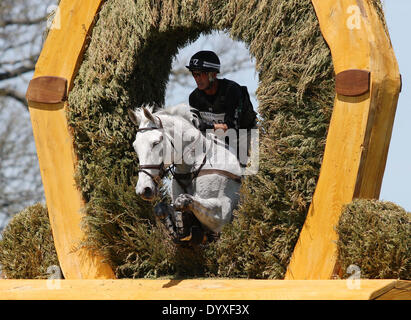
[
  {"xmin": 166, "ymin": 1, "xmax": 411, "ymax": 212},
  {"xmin": 379, "ymin": 0, "xmax": 411, "ymax": 211}
]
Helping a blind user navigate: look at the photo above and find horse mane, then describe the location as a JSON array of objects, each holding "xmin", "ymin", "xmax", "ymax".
[
  {"xmin": 155, "ymin": 103, "xmax": 199, "ymax": 129},
  {"xmin": 158, "ymin": 104, "xmax": 229, "ymax": 150},
  {"xmin": 156, "ymin": 103, "xmax": 192, "ymax": 120},
  {"xmin": 133, "ymin": 103, "xmax": 200, "ymax": 131}
]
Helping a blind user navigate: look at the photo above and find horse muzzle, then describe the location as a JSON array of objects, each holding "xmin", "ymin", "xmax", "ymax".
[
  {"xmin": 137, "ymin": 186, "xmax": 155, "ymax": 201},
  {"xmin": 136, "ymin": 164, "xmax": 167, "ymax": 201}
]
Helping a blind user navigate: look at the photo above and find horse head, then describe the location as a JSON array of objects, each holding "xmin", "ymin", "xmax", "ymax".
[
  {"xmin": 128, "ymin": 105, "xmax": 168, "ymax": 201},
  {"xmin": 129, "ymin": 104, "xmax": 211, "ymax": 202}
]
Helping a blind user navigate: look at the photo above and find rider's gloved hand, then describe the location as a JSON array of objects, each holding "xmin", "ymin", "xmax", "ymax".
[{"xmin": 199, "ymin": 121, "xmax": 213, "ymax": 132}]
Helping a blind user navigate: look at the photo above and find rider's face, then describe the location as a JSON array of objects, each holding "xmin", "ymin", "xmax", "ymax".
[{"xmin": 192, "ymin": 71, "xmax": 215, "ymax": 90}]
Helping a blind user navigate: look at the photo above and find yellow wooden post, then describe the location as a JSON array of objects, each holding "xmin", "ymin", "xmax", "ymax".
[
  {"xmin": 285, "ymin": 0, "xmax": 401, "ymax": 280},
  {"xmin": 27, "ymin": 0, "xmax": 115, "ymax": 279}
]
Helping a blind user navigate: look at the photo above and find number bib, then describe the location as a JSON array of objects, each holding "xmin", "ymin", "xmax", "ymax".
[{"xmin": 200, "ymin": 111, "xmax": 225, "ymax": 125}]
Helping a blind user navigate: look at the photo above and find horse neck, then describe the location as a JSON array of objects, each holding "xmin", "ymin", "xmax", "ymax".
[{"xmin": 161, "ymin": 115, "xmax": 206, "ymax": 173}]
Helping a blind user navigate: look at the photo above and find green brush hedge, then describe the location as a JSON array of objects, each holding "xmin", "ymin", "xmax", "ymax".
[
  {"xmin": 0, "ymin": 203, "xmax": 59, "ymax": 279},
  {"xmin": 337, "ymin": 199, "xmax": 410, "ymax": 280}
]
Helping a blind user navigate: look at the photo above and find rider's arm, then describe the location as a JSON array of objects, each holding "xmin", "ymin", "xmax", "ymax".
[{"xmin": 222, "ymin": 83, "xmax": 242, "ymax": 130}]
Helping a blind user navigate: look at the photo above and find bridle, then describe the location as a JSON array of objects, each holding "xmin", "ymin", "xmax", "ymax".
[
  {"xmin": 135, "ymin": 115, "xmax": 242, "ymax": 193},
  {"xmin": 136, "ymin": 117, "xmax": 169, "ymax": 185},
  {"xmin": 135, "ymin": 116, "xmax": 206, "ymax": 191}
]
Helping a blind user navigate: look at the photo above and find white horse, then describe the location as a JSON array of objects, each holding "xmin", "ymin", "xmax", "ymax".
[{"xmin": 128, "ymin": 104, "xmax": 242, "ymax": 244}]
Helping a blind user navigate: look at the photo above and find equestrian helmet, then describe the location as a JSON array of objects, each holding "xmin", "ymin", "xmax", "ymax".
[{"xmin": 186, "ymin": 50, "xmax": 220, "ymax": 73}]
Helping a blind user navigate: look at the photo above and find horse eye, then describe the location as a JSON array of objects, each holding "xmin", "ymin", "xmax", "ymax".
[{"xmin": 152, "ymin": 136, "xmax": 163, "ymax": 147}]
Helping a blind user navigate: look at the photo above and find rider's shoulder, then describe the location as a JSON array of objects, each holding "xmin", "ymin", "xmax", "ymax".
[
  {"xmin": 189, "ymin": 88, "xmax": 203, "ymax": 104},
  {"xmin": 190, "ymin": 87, "xmax": 204, "ymax": 97},
  {"xmin": 220, "ymin": 78, "xmax": 242, "ymax": 95},
  {"xmin": 220, "ymin": 78, "xmax": 239, "ymax": 87}
]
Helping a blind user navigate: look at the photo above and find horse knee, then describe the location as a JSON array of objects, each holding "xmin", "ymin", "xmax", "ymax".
[{"xmin": 174, "ymin": 194, "xmax": 193, "ymax": 211}]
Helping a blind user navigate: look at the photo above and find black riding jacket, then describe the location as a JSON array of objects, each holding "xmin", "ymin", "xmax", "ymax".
[{"xmin": 189, "ymin": 78, "xmax": 242, "ymax": 130}]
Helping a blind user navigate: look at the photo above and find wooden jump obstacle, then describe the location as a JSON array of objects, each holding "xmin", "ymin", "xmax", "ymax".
[
  {"xmin": 0, "ymin": 279, "xmax": 409, "ymax": 300},
  {"xmin": 5, "ymin": 0, "xmax": 407, "ymax": 299}
]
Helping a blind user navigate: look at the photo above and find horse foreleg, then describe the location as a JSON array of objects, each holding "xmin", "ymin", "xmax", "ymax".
[
  {"xmin": 154, "ymin": 201, "xmax": 204, "ymax": 245},
  {"xmin": 153, "ymin": 202, "xmax": 179, "ymax": 240},
  {"xmin": 174, "ymin": 194, "xmax": 233, "ymax": 233}
]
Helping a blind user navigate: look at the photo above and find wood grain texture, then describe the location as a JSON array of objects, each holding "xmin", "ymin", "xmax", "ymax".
[
  {"xmin": 285, "ymin": 0, "xmax": 401, "ymax": 280},
  {"xmin": 27, "ymin": 0, "xmax": 115, "ymax": 279},
  {"xmin": 0, "ymin": 280, "xmax": 408, "ymax": 300},
  {"xmin": 374, "ymin": 281, "xmax": 411, "ymax": 300}
]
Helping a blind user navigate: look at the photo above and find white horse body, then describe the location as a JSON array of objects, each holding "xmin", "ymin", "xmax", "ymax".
[{"xmin": 129, "ymin": 104, "xmax": 241, "ymax": 234}]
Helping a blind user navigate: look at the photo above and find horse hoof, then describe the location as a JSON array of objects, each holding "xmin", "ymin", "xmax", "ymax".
[
  {"xmin": 175, "ymin": 226, "xmax": 207, "ymax": 247},
  {"xmin": 174, "ymin": 194, "xmax": 193, "ymax": 211}
]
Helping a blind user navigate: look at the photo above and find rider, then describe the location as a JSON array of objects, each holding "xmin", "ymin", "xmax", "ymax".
[
  {"xmin": 155, "ymin": 51, "xmax": 256, "ymax": 247},
  {"xmin": 186, "ymin": 50, "xmax": 254, "ymax": 135}
]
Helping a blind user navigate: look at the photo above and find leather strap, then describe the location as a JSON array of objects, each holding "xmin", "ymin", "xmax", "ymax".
[
  {"xmin": 139, "ymin": 165, "xmax": 162, "ymax": 170},
  {"xmin": 173, "ymin": 172, "xmax": 193, "ymax": 180},
  {"xmin": 196, "ymin": 169, "xmax": 242, "ymax": 183}
]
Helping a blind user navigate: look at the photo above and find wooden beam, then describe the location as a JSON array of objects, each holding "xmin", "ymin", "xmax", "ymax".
[
  {"xmin": 374, "ymin": 281, "xmax": 411, "ymax": 300},
  {"xmin": 26, "ymin": 0, "xmax": 115, "ymax": 279},
  {"xmin": 0, "ymin": 280, "xmax": 408, "ymax": 300},
  {"xmin": 285, "ymin": 0, "xmax": 401, "ymax": 280}
]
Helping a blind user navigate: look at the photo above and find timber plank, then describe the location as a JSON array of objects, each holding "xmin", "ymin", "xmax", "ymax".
[
  {"xmin": 0, "ymin": 280, "xmax": 409, "ymax": 300},
  {"xmin": 285, "ymin": 0, "xmax": 401, "ymax": 280},
  {"xmin": 374, "ymin": 281, "xmax": 411, "ymax": 300},
  {"xmin": 26, "ymin": 0, "xmax": 115, "ymax": 279}
]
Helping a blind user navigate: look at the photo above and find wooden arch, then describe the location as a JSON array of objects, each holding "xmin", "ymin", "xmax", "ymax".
[{"xmin": 25, "ymin": 0, "xmax": 401, "ymax": 283}]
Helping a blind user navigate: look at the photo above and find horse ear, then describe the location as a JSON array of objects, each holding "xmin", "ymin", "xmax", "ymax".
[
  {"xmin": 142, "ymin": 106, "xmax": 162, "ymax": 128},
  {"xmin": 128, "ymin": 109, "xmax": 141, "ymax": 126},
  {"xmin": 142, "ymin": 106, "xmax": 155, "ymax": 122}
]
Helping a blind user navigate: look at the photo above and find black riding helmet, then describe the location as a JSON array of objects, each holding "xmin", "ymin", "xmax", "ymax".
[{"xmin": 186, "ymin": 50, "xmax": 220, "ymax": 73}]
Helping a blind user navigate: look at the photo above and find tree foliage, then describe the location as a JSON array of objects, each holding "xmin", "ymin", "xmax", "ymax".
[{"xmin": 0, "ymin": 0, "xmax": 55, "ymax": 229}]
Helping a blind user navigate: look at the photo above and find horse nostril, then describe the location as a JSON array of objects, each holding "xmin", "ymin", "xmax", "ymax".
[{"xmin": 143, "ymin": 187, "xmax": 153, "ymax": 198}]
